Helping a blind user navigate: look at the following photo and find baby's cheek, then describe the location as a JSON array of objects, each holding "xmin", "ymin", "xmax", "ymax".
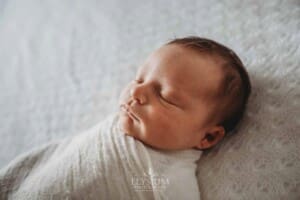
[
  {"xmin": 158, "ymin": 113, "xmax": 185, "ymax": 135},
  {"xmin": 151, "ymin": 110, "xmax": 174, "ymax": 130}
]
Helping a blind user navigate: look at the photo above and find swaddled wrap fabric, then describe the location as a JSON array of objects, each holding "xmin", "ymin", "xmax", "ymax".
[{"xmin": 0, "ymin": 114, "xmax": 202, "ymax": 200}]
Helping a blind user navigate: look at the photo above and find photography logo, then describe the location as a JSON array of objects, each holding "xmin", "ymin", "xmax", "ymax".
[{"xmin": 131, "ymin": 168, "xmax": 169, "ymax": 191}]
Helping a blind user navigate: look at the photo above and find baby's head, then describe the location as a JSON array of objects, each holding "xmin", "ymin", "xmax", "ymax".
[{"xmin": 119, "ymin": 36, "xmax": 251, "ymax": 150}]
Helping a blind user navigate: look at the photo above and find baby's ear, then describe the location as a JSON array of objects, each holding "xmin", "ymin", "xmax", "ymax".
[{"xmin": 195, "ymin": 126, "xmax": 225, "ymax": 150}]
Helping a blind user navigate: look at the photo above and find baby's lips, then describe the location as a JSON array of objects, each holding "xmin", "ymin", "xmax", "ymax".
[
  {"xmin": 118, "ymin": 99, "xmax": 129, "ymax": 107},
  {"xmin": 120, "ymin": 104, "xmax": 131, "ymax": 113},
  {"xmin": 119, "ymin": 104, "xmax": 130, "ymax": 114},
  {"xmin": 119, "ymin": 99, "xmax": 134, "ymax": 108},
  {"xmin": 120, "ymin": 104, "xmax": 140, "ymax": 122},
  {"xmin": 120, "ymin": 104, "xmax": 126, "ymax": 110}
]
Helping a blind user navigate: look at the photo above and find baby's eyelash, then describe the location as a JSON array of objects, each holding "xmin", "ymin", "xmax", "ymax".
[
  {"xmin": 154, "ymin": 85, "xmax": 170, "ymax": 104},
  {"xmin": 159, "ymin": 93, "xmax": 174, "ymax": 105}
]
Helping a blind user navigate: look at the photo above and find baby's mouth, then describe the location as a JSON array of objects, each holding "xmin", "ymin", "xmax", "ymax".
[{"xmin": 120, "ymin": 104, "xmax": 139, "ymax": 121}]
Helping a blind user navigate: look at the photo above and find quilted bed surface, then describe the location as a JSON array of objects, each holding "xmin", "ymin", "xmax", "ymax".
[{"xmin": 0, "ymin": 0, "xmax": 299, "ymax": 199}]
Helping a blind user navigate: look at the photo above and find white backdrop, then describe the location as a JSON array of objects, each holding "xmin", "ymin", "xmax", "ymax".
[{"xmin": 0, "ymin": 0, "xmax": 299, "ymax": 199}]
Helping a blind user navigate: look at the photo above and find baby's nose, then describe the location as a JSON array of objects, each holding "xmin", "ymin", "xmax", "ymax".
[{"xmin": 130, "ymin": 86, "xmax": 147, "ymax": 105}]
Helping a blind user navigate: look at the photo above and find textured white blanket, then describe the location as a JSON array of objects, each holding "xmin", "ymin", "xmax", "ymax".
[
  {"xmin": 0, "ymin": 114, "xmax": 202, "ymax": 200},
  {"xmin": 0, "ymin": 0, "xmax": 299, "ymax": 199}
]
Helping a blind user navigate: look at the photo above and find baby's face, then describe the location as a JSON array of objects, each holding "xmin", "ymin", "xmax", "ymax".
[{"xmin": 118, "ymin": 44, "xmax": 225, "ymax": 150}]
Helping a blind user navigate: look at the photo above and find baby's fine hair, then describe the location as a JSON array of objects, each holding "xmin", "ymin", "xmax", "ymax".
[{"xmin": 167, "ymin": 36, "xmax": 252, "ymax": 134}]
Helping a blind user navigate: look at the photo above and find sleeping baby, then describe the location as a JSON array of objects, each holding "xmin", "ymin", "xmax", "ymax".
[
  {"xmin": 118, "ymin": 36, "xmax": 251, "ymax": 151},
  {"xmin": 0, "ymin": 36, "xmax": 251, "ymax": 200}
]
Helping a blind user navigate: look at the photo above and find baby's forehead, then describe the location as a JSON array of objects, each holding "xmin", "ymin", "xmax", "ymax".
[
  {"xmin": 140, "ymin": 46, "xmax": 224, "ymax": 100},
  {"xmin": 144, "ymin": 44, "xmax": 222, "ymax": 71}
]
